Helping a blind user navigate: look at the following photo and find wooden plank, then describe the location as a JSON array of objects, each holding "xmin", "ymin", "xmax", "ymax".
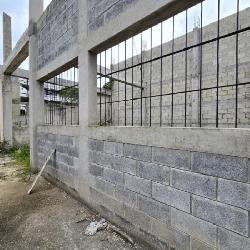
[{"xmin": 27, "ymin": 149, "xmax": 55, "ymax": 195}]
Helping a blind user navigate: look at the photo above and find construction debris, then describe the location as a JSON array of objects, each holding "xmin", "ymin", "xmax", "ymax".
[
  {"xmin": 108, "ymin": 224, "xmax": 134, "ymax": 245},
  {"xmin": 85, "ymin": 218, "xmax": 108, "ymax": 236}
]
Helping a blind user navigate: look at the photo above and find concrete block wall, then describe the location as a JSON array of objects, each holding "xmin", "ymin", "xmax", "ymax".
[
  {"xmin": 37, "ymin": 126, "xmax": 79, "ymax": 191},
  {"xmin": 105, "ymin": 8, "xmax": 250, "ymax": 128},
  {"xmin": 37, "ymin": 0, "xmax": 79, "ymax": 70},
  {"xmin": 88, "ymin": 0, "xmax": 139, "ymax": 31},
  {"xmin": 88, "ymin": 135, "xmax": 250, "ymax": 250}
]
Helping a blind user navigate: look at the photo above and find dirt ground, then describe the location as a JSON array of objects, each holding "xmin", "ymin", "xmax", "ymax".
[{"xmin": 0, "ymin": 155, "xmax": 150, "ymax": 250}]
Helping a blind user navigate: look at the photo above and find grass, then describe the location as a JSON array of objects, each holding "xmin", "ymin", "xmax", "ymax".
[{"xmin": 0, "ymin": 141, "xmax": 31, "ymax": 180}]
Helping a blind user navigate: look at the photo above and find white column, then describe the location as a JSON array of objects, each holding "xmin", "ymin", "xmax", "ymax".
[{"xmin": 29, "ymin": 0, "xmax": 43, "ymax": 172}]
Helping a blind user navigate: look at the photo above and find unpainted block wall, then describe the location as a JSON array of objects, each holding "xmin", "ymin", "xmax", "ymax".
[
  {"xmin": 37, "ymin": 129, "xmax": 79, "ymax": 191},
  {"xmin": 37, "ymin": 0, "xmax": 79, "ymax": 70},
  {"xmin": 88, "ymin": 137, "xmax": 250, "ymax": 250}
]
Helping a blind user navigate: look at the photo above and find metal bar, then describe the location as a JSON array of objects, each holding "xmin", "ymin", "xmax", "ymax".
[
  {"xmin": 125, "ymin": 41, "xmax": 127, "ymax": 126},
  {"xmin": 216, "ymin": 0, "xmax": 220, "ymax": 128},
  {"xmin": 150, "ymin": 27, "xmax": 152, "ymax": 127},
  {"xmin": 160, "ymin": 22, "xmax": 163, "ymax": 126},
  {"xmin": 235, "ymin": 0, "xmax": 239, "ymax": 128},
  {"xmin": 99, "ymin": 54, "xmax": 102, "ymax": 125},
  {"xmin": 132, "ymin": 37, "xmax": 134, "ymax": 126},
  {"xmin": 171, "ymin": 16, "xmax": 175, "ymax": 127},
  {"xmin": 110, "ymin": 48, "xmax": 113, "ymax": 126},
  {"xmin": 199, "ymin": 2, "xmax": 203, "ymax": 127},
  {"xmin": 100, "ymin": 26, "xmax": 250, "ymax": 78},
  {"xmin": 140, "ymin": 33, "xmax": 143, "ymax": 126},
  {"xmin": 105, "ymin": 50, "xmax": 107, "ymax": 126},
  {"xmin": 185, "ymin": 10, "xmax": 188, "ymax": 127},
  {"xmin": 97, "ymin": 82, "xmax": 250, "ymax": 105}
]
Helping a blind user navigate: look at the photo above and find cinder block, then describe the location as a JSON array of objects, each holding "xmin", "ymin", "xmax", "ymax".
[
  {"xmin": 192, "ymin": 195, "xmax": 248, "ymax": 236},
  {"xmin": 104, "ymin": 141, "xmax": 123, "ymax": 155},
  {"xmin": 88, "ymin": 139, "xmax": 104, "ymax": 152},
  {"xmin": 190, "ymin": 239, "xmax": 216, "ymax": 250},
  {"xmin": 218, "ymin": 227, "xmax": 250, "ymax": 250},
  {"xmin": 171, "ymin": 169, "xmax": 216, "ymax": 199},
  {"xmin": 152, "ymin": 182, "xmax": 191, "ymax": 213},
  {"xmin": 123, "ymin": 143, "xmax": 151, "ymax": 162},
  {"xmin": 95, "ymin": 177, "xmax": 115, "ymax": 196},
  {"xmin": 125, "ymin": 174, "xmax": 151, "ymax": 197},
  {"xmin": 124, "ymin": 204, "xmax": 152, "ymax": 230},
  {"xmin": 152, "ymin": 147, "xmax": 191, "ymax": 170},
  {"xmin": 114, "ymin": 186, "xmax": 137, "ymax": 208},
  {"xmin": 112, "ymin": 155, "xmax": 137, "ymax": 175},
  {"xmin": 218, "ymin": 179, "xmax": 250, "ymax": 210},
  {"xmin": 150, "ymin": 218, "xmax": 190, "ymax": 250},
  {"xmin": 137, "ymin": 161, "xmax": 170, "ymax": 185},
  {"xmin": 138, "ymin": 195, "xmax": 170, "ymax": 224},
  {"xmin": 103, "ymin": 167, "xmax": 124, "ymax": 186},
  {"xmin": 171, "ymin": 208, "xmax": 217, "ymax": 246},
  {"xmin": 192, "ymin": 152, "xmax": 248, "ymax": 182},
  {"xmin": 89, "ymin": 163, "xmax": 103, "ymax": 177}
]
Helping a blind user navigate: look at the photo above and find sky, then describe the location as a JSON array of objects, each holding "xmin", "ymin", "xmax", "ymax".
[
  {"xmin": 0, "ymin": 0, "xmax": 249, "ymax": 70},
  {"xmin": 0, "ymin": 0, "xmax": 52, "ymax": 68}
]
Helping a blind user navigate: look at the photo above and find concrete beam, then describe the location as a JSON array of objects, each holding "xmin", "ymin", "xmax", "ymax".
[
  {"xmin": 3, "ymin": 13, "xmax": 12, "ymax": 62},
  {"xmin": 86, "ymin": 0, "xmax": 202, "ymax": 53},
  {"xmin": 3, "ymin": 29, "xmax": 29, "ymax": 75}
]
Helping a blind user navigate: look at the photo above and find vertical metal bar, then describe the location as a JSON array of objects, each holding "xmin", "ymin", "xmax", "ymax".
[
  {"xmin": 53, "ymin": 76, "xmax": 56, "ymax": 125},
  {"xmin": 105, "ymin": 50, "xmax": 107, "ymax": 126},
  {"xmin": 110, "ymin": 48, "xmax": 113, "ymax": 126},
  {"xmin": 125, "ymin": 40, "xmax": 127, "ymax": 126},
  {"xmin": 71, "ymin": 68, "xmax": 73, "ymax": 125},
  {"xmin": 140, "ymin": 32, "xmax": 143, "ymax": 126},
  {"xmin": 132, "ymin": 37, "xmax": 134, "ymax": 126},
  {"xmin": 216, "ymin": 0, "xmax": 220, "ymax": 128},
  {"xmin": 199, "ymin": 2, "xmax": 203, "ymax": 127},
  {"xmin": 235, "ymin": 0, "xmax": 239, "ymax": 128},
  {"xmin": 171, "ymin": 16, "xmax": 175, "ymax": 127},
  {"xmin": 118, "ymin": 45, "xmax": 120, "ymax": 126},
  {"xmin": 150, "ymin": 27, "xmax": 152, "ymax": 127},
  {"xmin": 185, "ymin": 10, "xmax": 188, "ymax": 127},
  {"xmin": 160, "ymin": 22, "xmax": 163, "ymax": 127},
  {"xmin": 99, "ymin": 54, "xmax": 102, "ymax": 125}
]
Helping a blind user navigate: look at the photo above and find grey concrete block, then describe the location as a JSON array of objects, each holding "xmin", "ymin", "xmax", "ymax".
[
  {"xmin": 191, "ymin": 239, "xmax": 216, "ymax": 250},
  {"xmin": 88, "ymin": 139, "xmax": 104, "ymax": 152},
  {"xmin": 103, "ymin": 167, "xmax": 124, "ymax": 185},
  {"xmin": 138, "ymin": 195, "xmax": 170, "ymax": 224},
  {"xmin": 123, "ymin": 143, "xmax": 151, "ymax": 162},
  {"xmin": 112, "ymin": 155, "xmax": 136, "ymax": 175},
  {"xmin": 95, "ymin": 177, "xmax": 115, "ymax": 196},
  {"xmin": 150, "ymin": 218, "xmax": 190, "ymax": 250},
  {"xmin": 114, "ymin": 185, "xmax": 137, "ymax": 208},
  {"xmin": 152, "ymin": 182, "xmax": 191, "ymax": 212},
  {"xmin": 171, "ymin": 169, "xmax": 216, "ymax": 199},
  {"xmin": 104, "ymin": 141, "xmax": 123, "ymax": 155},
  {"xmin": 125, "ymin": 174, "xmax": 151, "ymax": 197},
  {"xmin": 192, "ymin": 152, "xmax": 248, "ymax": 182},
  {"xmin": 192, "ymin": 196, "xmax": 249, "ymax": 236},
  {"xmin": 89, "ymin": 163, "xmax": 103, "ymax": 177},
  {"xmin": 218, "ymin": 179, "xmax": 250, "ymax": 210},
  {"xmin": 171, "ymin": 208, "xmax": 217, "ymax": 246},
  {"xmin": 124, "ymin": 204, "xmax": 151, "ymax": 230},
  {"xmin": 152, "ymin": 147, "xmax": 191, "ymax": 170},
  {"xmin": 137, "ymin": 161, "xmax": 170, "ymax": 185},
  {"xmin": 218, "ymin": 228, "xmax": 250, "ymax": 250}
]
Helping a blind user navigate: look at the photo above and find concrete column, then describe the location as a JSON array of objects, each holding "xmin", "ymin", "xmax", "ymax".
[
  {"xmin": 29, "ymin": 0, "xmax": 43, "ymax": 172},
  {"xmin": 1, "ymin": 13, "xmax": 13, "ymax": 145},
  {"xmin": 191, "ymin": 27, "xmax": 201, "ymax": 127},
  {"xmin": 3, "ymin": 13, "xmax": 12, "ymax": 62},
  {"xmin": 77, "ymin": 0, "xmax": 97, "ymax": 204}
]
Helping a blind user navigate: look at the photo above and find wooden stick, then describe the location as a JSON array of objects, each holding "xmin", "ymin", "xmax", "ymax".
[
  {"xmin": 27, "ymin": 149, "xmax": 55, "ymax": 195},
  {"xmin": 109, "ymin": 224, "xmax": 134, "ymax": 245}
]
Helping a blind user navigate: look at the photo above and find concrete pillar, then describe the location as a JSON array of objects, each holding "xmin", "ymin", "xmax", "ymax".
[
  {"xmin": 191, "ymin": 27, "xmax": 201, "ymax": 126},
  {"xmin": 1, "ymin": 13, "xmax": 13, "ymax": 145},
  {"xmin": 77, "ymin": 0, "xmax": 97, "ymax": 204},
  {"xmin": 3, "ymin": 13, "xmax": 12, "ymax": 62},
  {"xmin": 29, "ymin": 0, "xmax": 43, "ymax": 172}
]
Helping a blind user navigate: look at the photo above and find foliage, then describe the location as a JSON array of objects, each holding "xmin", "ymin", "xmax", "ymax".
[
  {"xmin": 59, "ymin": 87, "xmax": 79, "ymax": 103},
  {"xmin": 103, "ymin": 79, "xmax": 114, "ymax": 90}
]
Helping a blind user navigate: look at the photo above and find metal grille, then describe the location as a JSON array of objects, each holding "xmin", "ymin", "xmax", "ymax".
[
  {"xmin": 44, "ymin": 66, "xmax": 79, "ymax": 126},
  {"xmin": 97, "ymin": 0, "xmax": 250, "ymax": 128}
]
